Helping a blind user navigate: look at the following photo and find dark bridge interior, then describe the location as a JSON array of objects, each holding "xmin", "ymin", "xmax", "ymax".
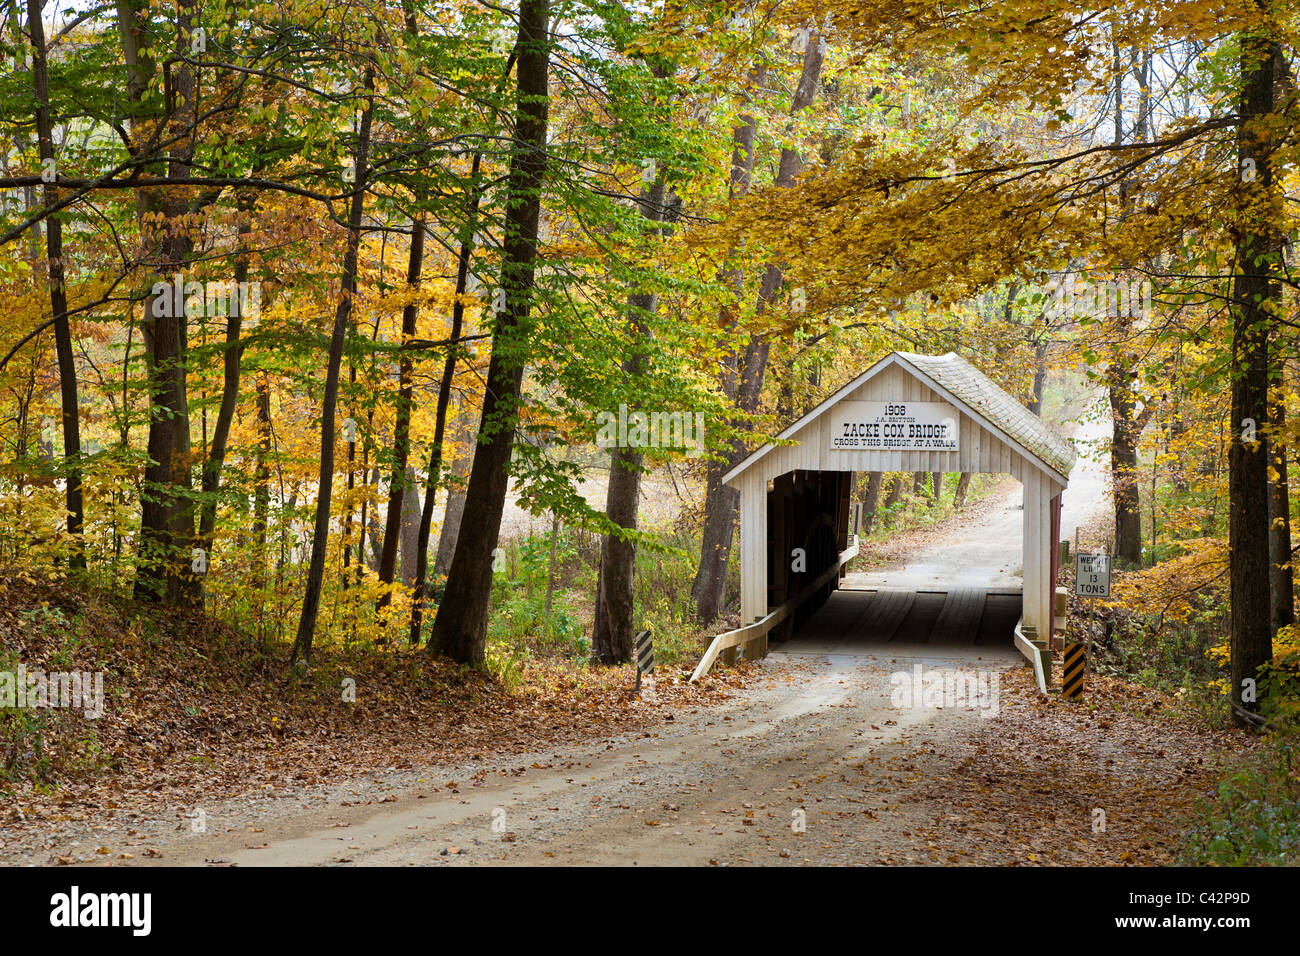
[
  {"xmin": 765, "ymin": 469, "xmax": 854, "ymax": 633},
  {"xmin": 761, "ymin": 468, "xmax": 1020, "ymax": 656}
]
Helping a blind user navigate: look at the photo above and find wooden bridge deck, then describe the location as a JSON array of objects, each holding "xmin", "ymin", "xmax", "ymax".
[{"xmin": 773, "ymin": 587, "xmax": 1022, "ymax": 659}]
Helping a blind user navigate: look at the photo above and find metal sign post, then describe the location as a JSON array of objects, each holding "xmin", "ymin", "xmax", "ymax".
[{"xmin": 1067, "ymin": 551, "xmax": 1112, "ymax": 700}]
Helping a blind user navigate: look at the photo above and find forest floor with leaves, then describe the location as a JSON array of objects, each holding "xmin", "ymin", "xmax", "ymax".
[{"xmin": 0, "ymin": 568, "xmax": 749, "ymax": 863}]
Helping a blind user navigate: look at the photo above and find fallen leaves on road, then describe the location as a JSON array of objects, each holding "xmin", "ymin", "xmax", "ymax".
[
  {"xmin": 897, "ymin": 668, "xmax": 1252, "ymax": 865},
  {"xmin": 0, "ymin": 568, "xmax": 754, "ymax": 846}
]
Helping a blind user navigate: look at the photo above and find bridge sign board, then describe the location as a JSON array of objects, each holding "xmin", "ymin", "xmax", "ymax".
[
  {"xmin": 1074, "ymin": 553, "xmax": 1111, "ymax": 598},
  {"xmin": 829, "ymin": 401, "xmax": 959, "ymax": 452}
]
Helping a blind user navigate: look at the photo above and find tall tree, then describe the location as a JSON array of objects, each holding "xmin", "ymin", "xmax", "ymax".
[
  {"xmin": 591, "ymin": 178, "xmax": 669, "ymax": 664},
  {"xmin": 1107, "ymin": 29, "xmax": 1155, "ymax": 567},
  {"xmin": 27, "ymin": 0, "xmax": 83, "ymax": 570},
  {"xmin": 427, "ymin": 1, "xmax": 550, "ymax": 665},
  {"xmin": 692, "ymin": 33, "xmax": 825, "ymax": 625},
  {"xmin": 408, "ymin": 145, "xmax": 485, "ymax": 646},
  {"xmin": 861, "ymin": 471, "xmax": 883, "ymax": 533},
  {"xmin": 252, "ymin": 371, "xmax": 272, "ymax": 589},
  {"xmin": 119, "ymin": 0, "xmax": 204, "ymax": 604},
  {"xmin": 690, "ymin": 64, "xmax": 764, "ymax": 627},
  {"xmin": 196, "ymin": 223, "xmax": 251, "ymax": 570},
  {"xmin": 1228, "ymin": 16, "xmax": 1279, "ymax": 724},
  {"xmin": 1267, "ymin": 378, "xmax": 1294, "ymax": 634},
  {"xmin": 375, "ymin": 215, "xmax": 424, "ymax": 616},
  {"xmin": 291, "ymin": 69, "xmax": 375, "ymax": 668}
]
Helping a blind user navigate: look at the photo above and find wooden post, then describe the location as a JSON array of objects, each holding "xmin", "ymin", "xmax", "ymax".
[
  {"xmin": 1052, "ymin": 586, "xmax": 1068, "ymax": 651},
  {"xmin": 737, "ymin": 473, "xmax": 766, "ymax": 661}
]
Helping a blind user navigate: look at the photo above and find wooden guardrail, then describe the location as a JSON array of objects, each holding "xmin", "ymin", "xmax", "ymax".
[
  {"xmin": 689, "ymin": 536, "xmax": 859, "ymax": 683},
  {"xmin": 1014, "ymin": 617, "xmax": 1050, "ymax": 694}
]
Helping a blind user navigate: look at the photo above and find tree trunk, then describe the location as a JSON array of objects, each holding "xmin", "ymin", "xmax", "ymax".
[
  {"xmin": 1229, "ymin": 25, "xmax": 1279, "ymax": 725},
  {"xmin": 1027, "ymin": 339, "xmax": 1047, "ymax": 415},
  {"xmin": 689, "ymin": 68, "xmax": 763, "ymax": 627},
  {"xmin": 376, "ymin": 217, "xmax": 425, "ymax": 611},
  {"xmin": 134, "ymin": 232, "xmax": 194, "ymax": 603},
  {"xmin": 434, "ymin": 461, "xmax": 469, "ymax": 575},
  {"xmin": 544, "ymin": 512, "xmax": 561, "ymax": 617},
  {"xmin": 954, "ymin": 473, "xmax": 972, "ymax": 510},
  {"xmin": 692, "ymin": 475, "xmax": 740, "ymax": 625},
  {"xmin": 341, "ymin": 360, "xmax": 359, "ymax": 587},
  {"xmin": 166, "ymin": 276, "xmax": 199, "ymax": 607},
  {"xmin": 590, "ymin": 458, "xmax": 645, "ymax": 662},
  {"xmin": 401, "ymin": 464, "xmax": 421, "ymax": 587},
  {"xmin": 861, "ymin": 472, "xmax": 883, "ymax": 534},
  {"xmin": 690, "ymin": 37, "xmax": 824, "ymax": 626},
  {"xmin": 1109, "ymin": 372, "xmax": 1144, "ymax": 566},
  {"xmin": 1106, "ymin": 26, "xmax": 1147, "ymax": 571},
  {"xmin": 1268, "ymin": 391, "xmax": 1294, "ymax": 634},
  {"xmin": 426, "ymin": 4, "xmax": 548, "ymax": 665},
  {"xmin": 591, "ymin": 174, "xmax": 669, "ymax": 665},
  {"xmin": 1169, "ymin": 349, "xmax": 1191, "ymax": 493},
  {"xmin": 253, "ymin": 373, "xmax": 271, "ymax": 588},
  {"xmin": 122, "ymin": 0, "xmax": 202, "ymax": 605},
  {"xmin": 409, "ymin": 171, "xmax": 482, "ymax": 645},
  {"xmin": 291, "ymin": 71, "xmax": 374, "ymax": 668},
  {"xmin": 884, "ymin": 474, "xmax": 905, "ymax": 507},
  {"xmin": 365, "ymin": 465, "xmax": 383, "ymax": 570},
  {"xmin": 197, "ymin": 229, "xmax": 251, "ymax": 571},
  {"xmin": 929, "ymin": 472, "xmax": 943, "ymax": 507},
  {"xmin": 591, "ymin": 450, "xmax": 644, "ymax": 664},
  {"xmin": 409, "ymin": 404, "xmax": 454, "ymax": 645},
  {"xmin": 28, "ymin": 0, "xmax": 84, "ymax": 571}
]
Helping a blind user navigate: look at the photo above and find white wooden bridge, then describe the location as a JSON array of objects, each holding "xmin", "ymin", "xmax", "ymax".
[{"xmin": 691, "ymin": 351, "xmax": 1077, "ymax": 691}]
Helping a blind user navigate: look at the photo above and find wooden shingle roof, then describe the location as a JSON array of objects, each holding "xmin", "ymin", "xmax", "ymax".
[
  {"xmin": 898, "ymin": 352, "xmax": 1077, "ymax": 479},
  {"xmin": 722, "ymin": 350, "xmax": 1077, "ymax": 486}
]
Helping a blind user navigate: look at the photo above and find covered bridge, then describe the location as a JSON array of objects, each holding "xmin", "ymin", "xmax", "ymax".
[{"xmin": 691, "ymin": 351, "xmax": 1077, "ymax": 689}]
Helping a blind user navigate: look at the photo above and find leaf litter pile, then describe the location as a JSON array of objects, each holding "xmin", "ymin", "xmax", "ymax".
[
  {"xmin": 887, "ymin": 668, "xmax": 1254, "ymax": 865},
  {"xmin": 0, "ymin": 571, "xmax": 749, "ymax": 833}
]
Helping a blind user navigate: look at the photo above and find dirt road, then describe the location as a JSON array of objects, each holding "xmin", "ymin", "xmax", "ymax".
[
  {"xmin": 110, "ymin": 647, "xmax": 1224, "ymax": 868},
  {"xmin": 138, "ymin": 655, "xmax": 1003, "ymax": 866},
  {"xmin": 137, "ymin": 408, "xmax": 1121, "ymax": 867}
]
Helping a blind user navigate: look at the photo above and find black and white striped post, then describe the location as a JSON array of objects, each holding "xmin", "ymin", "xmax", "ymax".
[{"xmin": 635, "ymin": 629, "xmax": 653, "ymax": 694}]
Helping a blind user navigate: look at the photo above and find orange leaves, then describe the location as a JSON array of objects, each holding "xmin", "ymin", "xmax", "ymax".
[{"xmin": 1108, "ymin": 538, "xmax": 1228, "ymax": 625}]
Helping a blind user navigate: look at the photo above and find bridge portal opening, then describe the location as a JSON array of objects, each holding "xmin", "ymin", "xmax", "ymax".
[{"xmin": 714, "ymin": 352, "xmax": 1076, "ymax": 683}]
